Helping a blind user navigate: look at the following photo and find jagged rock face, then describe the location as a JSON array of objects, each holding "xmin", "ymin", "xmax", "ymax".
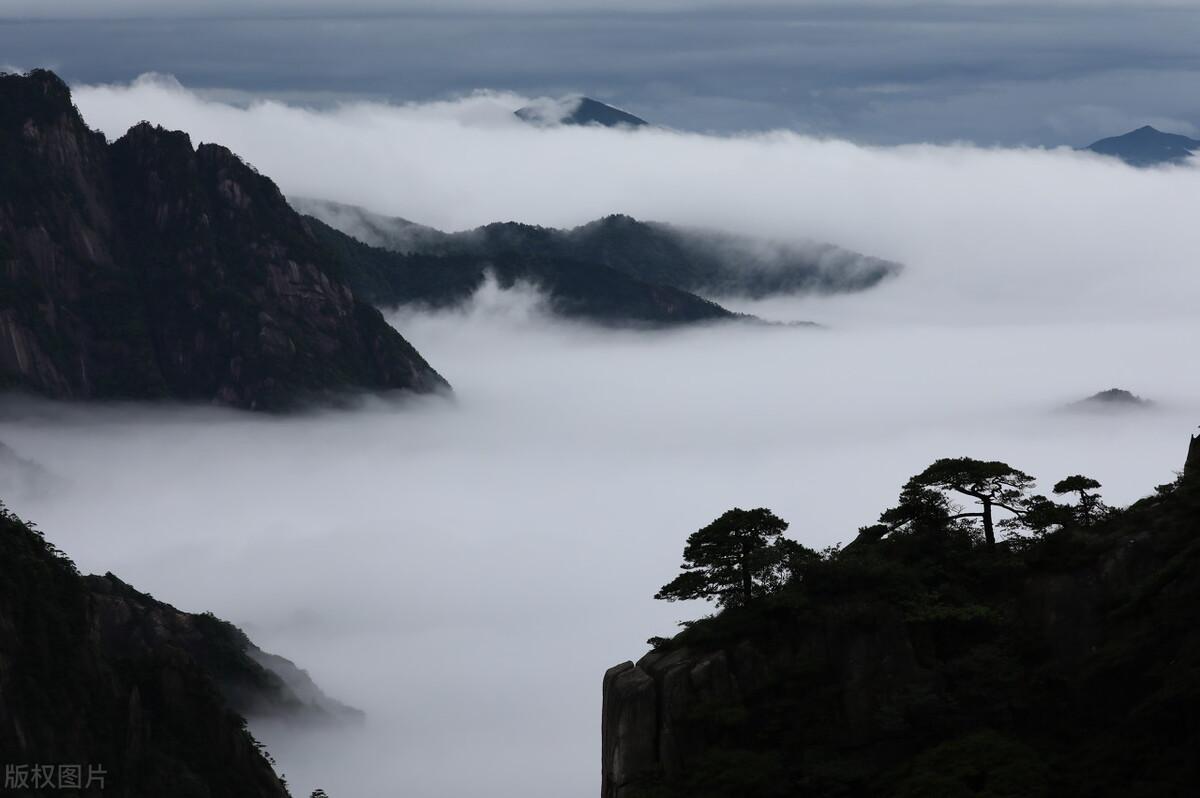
[
  {"xmin": 601, "ymin": 608, "xmax": 940, "ymax": 798},
  {"xmin": 602, "ymin": 662, "xmax": 659, "ymax": 796},
  {"xmin": 0, "ymin": 506, "xmax": 291, "ymax": 797},
  {"xmin": 601, "ymin": 469, "xmax": 1200, "ymax": 797},
  {"xmin": 0, "ymin": 69, "xmax": 447, "ymax": 410}
]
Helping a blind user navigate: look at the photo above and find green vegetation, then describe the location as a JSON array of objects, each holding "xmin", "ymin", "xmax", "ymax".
[
  {"xmin": 1053, "ymin": 475, "xmax": 1106, "ymax": 525},
  {"xmin": 0, "ymin": 501, "xmax": 292, "ymax": 797},
  {"xmin": 655, "ymin": 508, "xmax": 813, "ymax": 607},
  {"xmin": 901, "ymin": 458, "xmax": 1036, "ymax": 548},
  {"xmin": 628, "ymin": 451, "xmax": 1200, "ymax": 797}
]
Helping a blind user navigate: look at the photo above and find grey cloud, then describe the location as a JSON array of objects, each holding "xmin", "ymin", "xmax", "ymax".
[
  {"xmin": 3, "ymin": 2, "xmax": 1193, "ymax": 17},
  {"xmin": 3, "ymin": 286, "xmax": 1198, "ymax": 798},
  {"xmin": 3, "ymin": 5, "xmax": 1200, "ymax": 143}
]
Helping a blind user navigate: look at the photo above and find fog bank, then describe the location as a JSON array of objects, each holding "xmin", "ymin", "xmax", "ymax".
[
  {"xmin": 1, "ymin": 282, "xmax": 1196, "ymax": 796},
  {"xmin": 71, "ymin": 74, "xmax": 1200, "ymax": 323},
  {"xmin": 0, "ymin": 65, "xmax": 1195, "ymax": 798}
]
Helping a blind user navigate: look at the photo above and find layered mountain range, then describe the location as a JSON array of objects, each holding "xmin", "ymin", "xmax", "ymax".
[
  {"xmin": 0, "ymin": 69, "xmax": 903, "ymax": 409},
  {"xmin": 0, "ymin": 69, "xmax": 447, "ymax": 411},
  {"xmin": 295, "ymin": 199, "xmax": 901, "ymax": 324}
]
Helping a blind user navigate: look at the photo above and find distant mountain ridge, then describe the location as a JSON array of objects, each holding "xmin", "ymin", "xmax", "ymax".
[
  {"xmin": 1067, "ymin": 388, "xmax": 1153, "ymax": 412},
  {"xmin": 1084, "ymin": 125, "xmax": 1200, "ymax": 166},
  {"xmin": 515, "ymin": 96, "xmax": 648, "ymax": 128},
  {"xmin": 293, "ymin": 199, "xmax": 901, "ymax": 325},
  {"xmin": 0, "ymin": 69, "xmax": 447, "ymax": 411},
  {"xmin": 305, "ymin": 213, "xmax": 742, "ymax": 327}
]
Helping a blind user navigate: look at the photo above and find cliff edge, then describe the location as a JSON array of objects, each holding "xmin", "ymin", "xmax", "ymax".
[
  {"xmin": 0, "ymin": 501, "xmax": 353, "ymax": 796},
  {"xmin": 603, "ymin": 441, "xmax": 1200, "ymax": 797}
]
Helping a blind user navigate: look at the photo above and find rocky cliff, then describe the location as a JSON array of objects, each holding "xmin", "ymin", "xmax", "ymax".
[
  {"xmin": 0, "ymin": 500, "xmax": 354, "ymax": 796},
  {"xmin": 603, "ymin": 444, "xmax": 1200, "ymax": 797},
  {"xmin": 83, "ymin": 573, "xmax": 360, "ymax": 723},
  {"xmin": 0, "ymin": 69, "xmax": 447, "ymax": 410}
]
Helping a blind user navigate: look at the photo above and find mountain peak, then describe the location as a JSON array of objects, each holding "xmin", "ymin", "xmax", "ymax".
[
  {"xmin": 0, "ymin": 68, "xmax": 84, "ymax": 128},
  {"xmin": 515, "ymin": 96, "xmax": 648, "ymax": 128},
  {"xmin": 1067, "ymin": 387, "xmax": 1152, "ymax": 412},
  {"xmin": 1084, "ymin": 125, "xmax": 1200, "ymax": 167},
  {"xmin": 0, "ymin": 69, "xmax": 449, "ymax": 409}
]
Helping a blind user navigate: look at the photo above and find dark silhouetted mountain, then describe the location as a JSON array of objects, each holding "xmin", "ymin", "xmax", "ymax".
[
  {"xmin": 308, "ymin": 216, "xmax": 740, "ymax": 326},
  {"xmin": 515, "ymin": 96, "xmax": 648, "ymax": 128},
  {"xmin": 0, "ymin": 69, "xmax": 447, "ymax": 411},
  {"xmin": 0, "ymin": 500, "xmax": 355, "ymax": 796},
  {"xmin": 563, "ymin": 215, "xmax": 899, "ymax": 299},
  {"xmin": 603, "ymin": 439, "xmax": 1200, "ymax": 798},
  {"xmin": 1067, "ymin": 387, "xmax": 1152, "ymax": 412},
  {"xmin": 1084, "ymin": 125, "xmax": 1200, "ymax": 167},
  {"xmin": 298, "ymin": 201, "xmax": 900, "ymax": 322},
  {"xmin": 84, "ymin": 572, "xmax": 362, "ymax": 723}
]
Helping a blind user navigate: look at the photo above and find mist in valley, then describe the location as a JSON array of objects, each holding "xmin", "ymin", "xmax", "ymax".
[{"xmin": 1, "ymin": 75, "xmax": 1198, "ymax": 797}]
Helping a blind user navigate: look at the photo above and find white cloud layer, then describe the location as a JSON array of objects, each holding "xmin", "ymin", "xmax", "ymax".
[
  {"xmin": 1, "ymin": 72, "xmax": 1198, "ymax": 798},
  {"xmin": 2, "ymin": 288, "xmax": 1197, "ymax": 797},
  {"xmin": 71, "ymin": 73, "xmax": 1200, "ymax": 325}
]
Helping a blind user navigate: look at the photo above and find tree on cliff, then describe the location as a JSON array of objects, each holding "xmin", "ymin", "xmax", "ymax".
[
  {"xmin": 902, "ymin": 458, "xmax": 1035, "ymax": 548},
  {"xmin": 1053, "ymin": 475, "xmax": 1105, "ymax": 525},
  {"xmin": 655, "ymin": 508, "xmax": 808, "ymax": 607}
]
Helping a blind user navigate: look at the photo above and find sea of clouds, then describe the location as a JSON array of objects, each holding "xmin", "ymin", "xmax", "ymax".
[
  {"xmin": 71, "ymin": 73, "xmax": 1200, "ymax": 324},
  {"xmin": 0, "ymin": 75, "xmax": 1198, "ymax": 797}
]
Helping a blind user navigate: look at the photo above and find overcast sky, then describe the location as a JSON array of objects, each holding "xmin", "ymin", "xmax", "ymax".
[{"xmin": 3, "ymin": 2, "xmax": 1199, "ymax": 144}]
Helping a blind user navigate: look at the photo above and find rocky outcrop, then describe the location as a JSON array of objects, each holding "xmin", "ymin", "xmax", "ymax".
[
  {"xmin": 602, "ymin": 449, "xmax": 1200, "ymax": 797},
  {"xmin": 601, "ymin": 607, "xmax": 944, "ymax": 798},
  {"xmin": 0, "ymin": 69, "xmax": 447, "ymax": 410},
  {"xmin": 601, "ymin": 662, "xmax": 658, "ymax": 796}
]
